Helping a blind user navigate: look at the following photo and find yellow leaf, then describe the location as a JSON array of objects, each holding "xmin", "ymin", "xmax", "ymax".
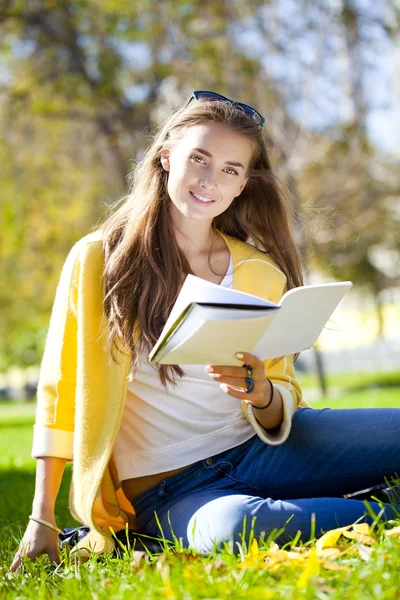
[
  {"xmin": 385, "ymin": 525, "xmax": 400, "ymax": 537},
  {"xmin": 161, "ymin": 573, "xmax": 175, "ymax": 600},
  {"xmin": 315, "ymin": 524, "xmax": 353, "ymax": 555},
  {"xmin": 268, "ymin": 542, "xmax": 280, "ymax": 553},
  {"xmin": 249, "ymin": 537, "xmax": 259, "ymax": 559},
  {"xmin": 317, "ymin": 547, "xmax": 343, "ymax": 559},
  {"xmin": 130, "ymin": 550, "xmax": 147, "ymax": 570},
  {"xmin": 342, "ymin": 530, "xmax": 377, "ymax": 545},
  {"xmin": 297, "ymin": 547, "xmax": 321, "ymax": 589},
  {"xmin": 322, "ymin": 562, "xmax": 350, "ymax": 571},
  {"xmin": 357, "ymin": 544, "xmax": 374, "ymax": 562},
  {"xmin": 237, "ymin": 539, "xmax": 279, "ymax": 569},
  {"xmin": 286, "ymin": 551, "xmax": 308, "ymax": 561},
  {"xmin": 353, "ymin": 523, "xmax": 375, "ymax": 537}
]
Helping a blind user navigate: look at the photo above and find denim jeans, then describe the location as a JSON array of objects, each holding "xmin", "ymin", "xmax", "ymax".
[{"xmin": 130, "ymin": 407, "xmax": 400, "ymax": 553}]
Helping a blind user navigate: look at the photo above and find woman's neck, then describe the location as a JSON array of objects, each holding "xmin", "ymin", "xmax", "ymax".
[{"xmin": 173, "ymin": 223, "xmax": 221, "ymax": 260}]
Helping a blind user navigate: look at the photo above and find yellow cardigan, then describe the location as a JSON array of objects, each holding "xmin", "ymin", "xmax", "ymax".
[{"xmin": 31, "ymin": 229, "xmax": 310, "ymax": 559}]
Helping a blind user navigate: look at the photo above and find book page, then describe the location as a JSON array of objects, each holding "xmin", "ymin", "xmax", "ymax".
[
  {"xmin": 158, "ymin": 311, "xmax": 277, "ymax": 365},
  {"xmin": 252, "ymin": 282, "xmax": 353, "ymax": 358},
  {"xmin": 154, "ymin": 281, "xmax": 353, "ymax": 364},
  {"xmin": 154, "ymin": 304, "xmax": 278, "ymax": 363},
  {"xmin": 153, "ymin": 274, "xmax": 278, "ymax": 358}
]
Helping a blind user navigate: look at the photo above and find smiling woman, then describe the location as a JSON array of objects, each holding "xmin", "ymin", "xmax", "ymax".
[
  {"xmin": 160, "ymin": 122, "xmax": 253, "ymax": 226},
  {"xmin": 10, "ymin": 91, "xmax": 400, "ymax": 571}
]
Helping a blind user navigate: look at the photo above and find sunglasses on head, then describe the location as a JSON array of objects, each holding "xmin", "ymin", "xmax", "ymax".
[{"xmin": 185, "ymin": 90, "xmax": 265, "ymax": 129}]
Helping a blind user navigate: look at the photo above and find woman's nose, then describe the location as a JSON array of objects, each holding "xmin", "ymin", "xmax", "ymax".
[{"xmin": 199, "ymin": 170, "xmax": 217, "ymax": 190}]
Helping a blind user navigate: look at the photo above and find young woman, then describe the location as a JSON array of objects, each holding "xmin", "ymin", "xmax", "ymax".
[{"xmin": 10, "ymin": 91, "xmax": 400, "ymax": 570}]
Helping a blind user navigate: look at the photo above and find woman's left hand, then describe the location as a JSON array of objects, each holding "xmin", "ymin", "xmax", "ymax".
[{"xmin": 205, "ymin": 351, "xmax": 271, "ymax": 410}]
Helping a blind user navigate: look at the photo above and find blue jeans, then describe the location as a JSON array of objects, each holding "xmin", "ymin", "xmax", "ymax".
[{"xmin": 130, "ymin": 407, "xmax": 400, "ymax": 553}]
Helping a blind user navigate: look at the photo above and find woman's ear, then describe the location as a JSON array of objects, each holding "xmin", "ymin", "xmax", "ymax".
[
  {"xmin": 160, "ymin": 149, "xmax": 170, "ymax": 172},
  {"xmin": 239, "ymin": 177, "xmax": 249, "ymax": 194}
]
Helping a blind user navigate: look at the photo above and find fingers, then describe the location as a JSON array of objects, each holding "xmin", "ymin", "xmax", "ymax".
[
  {"xmin": 205, "ymin": 352, "xmax": 264, "ymax": 379},
  {"xmin": 48, "ymin": 547, "xmax": 61, "ymax": 566},
  {"xmin": 9, "ymin": 535, "xmax": 60, "ymax": 573},
  {"xmin": 235, "ymin": 351, "xmax": 264, "ymax": 369},
  {"xmin": 9, "ymin": 553, "xmax": 23, "ymax": 573},
  {"xmin": 206, "ymin": 365, "xmax": 264, "ymax": 380},
  {"xmin": 9, "ymin": 542, "xmax": 38, "ymax": 573},
  {"xmin": 208, "ymin": 373, "xmax": 265, "ymax": 391},
  {"xmin": 220, "ymin": 384, "xmax": 266, "ymax": 404}
]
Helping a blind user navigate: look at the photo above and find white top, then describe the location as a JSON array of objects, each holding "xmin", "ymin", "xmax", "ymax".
[{"xmin": 112, "ymin": 253, "xmax": 257, "ymax": 480}]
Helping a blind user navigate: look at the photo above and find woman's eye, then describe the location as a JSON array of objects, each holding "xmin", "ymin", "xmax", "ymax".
[
  {"xmin": 190, "ymin": 154, "xmax": 204, "ymax": 163},
  {"xmin": 190, "ymin": 155, "xmax": 238, "ymax": 175}
]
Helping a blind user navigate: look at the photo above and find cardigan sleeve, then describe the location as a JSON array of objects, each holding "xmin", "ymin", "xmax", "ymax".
[
  {"xmin": 244, "ymin": 352, "xmax": 304, "ymax": 446},
  {"xmin": 243, "ymin": 273, "xmax": 309, "ymax": 446},
  {"xmin": 31, "ymin": 241, "xmax": 82, "ymax": 461}
]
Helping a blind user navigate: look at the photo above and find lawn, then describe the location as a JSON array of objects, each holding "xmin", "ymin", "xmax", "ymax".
[{"xmin": 1, "ymin": 372, "xmax": 400, "ymax": 599}]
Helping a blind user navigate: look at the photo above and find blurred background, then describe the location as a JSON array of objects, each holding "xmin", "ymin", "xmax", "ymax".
[{"xmin": 1, "ymin": 0, "xmax": 400, "ymax": 407}]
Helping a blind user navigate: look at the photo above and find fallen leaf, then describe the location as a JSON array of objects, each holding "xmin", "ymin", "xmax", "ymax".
[
  {"xmin": 342, "ymin": 531, "xmax": 377, "ymax": 545},
  {"xmin": 322, "ymin": 562, "xmax": 350, "ymax": 572},
  {"xmin": 316, "ymin": 547, "xmax": 343, "ymax": 559},
  {"xmin": 159, "ymin": 563, "xmax": 175, "ymax": 600},
  {"xmin": 290, "ymin": 546, "xmax": 311, "ymax": 553},
  {"xmin": 237, "ymin": 539, "xmax": 278, "ymax": 569},
  {"xmin": 353, "ymin": 523, "xmax": 375, "ymax": 537},
  {"xmin": 315, "ymin": 524, "xmax": 353, "ymax": 555},
  {"xmin": 385, "ymin": 526, "xmax": 400, "ymax": 537},
  {"xmin": 297, "ymin": 547, "xmax": 321, "ymax": 589},
  {"xmin": 268, "ymin": 542, "xmax": 280, "ymax": 553},
  {"xmin": 131, "ymin": 550, "xmax": 147, "ymax": 569},
  {"xmin": 204, "ymin": 560, "xmax": 228, "ymax": 574},
  {"xmin": 357, "ymin": 544, "xmax": 374, "ymax": 562},
  {"xmin": 322, "ymin": 563, "xmax": 350, "ymax": 571}
]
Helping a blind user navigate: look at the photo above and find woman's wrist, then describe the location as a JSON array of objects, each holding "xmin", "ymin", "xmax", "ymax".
[
  {"xmin": 31, "ymin": 501, "xmax": 56, "ymax": 522},
  {"xmin": 253, "ymin": 378, "xmax": 274, "ymax": 410},
  {"xmin": 252, "ymin": 383, "xmax": 284, "ymax": 430},
  {"xmin": 28, "ymin": 515, "xmax": 62, "ymax": 534}
]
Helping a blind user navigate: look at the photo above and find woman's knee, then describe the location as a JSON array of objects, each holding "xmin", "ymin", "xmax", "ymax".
[{"xmin": 187, "ymin": 494, "xmax": 263, "ymax": 553}]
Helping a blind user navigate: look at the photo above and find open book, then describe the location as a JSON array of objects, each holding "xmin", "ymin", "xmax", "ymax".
[{"xmin": 149, "ymin": 275, "xmax": 353, "ymax": 366}]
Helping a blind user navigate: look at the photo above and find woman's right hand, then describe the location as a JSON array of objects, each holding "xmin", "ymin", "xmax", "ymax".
[{"xmin": 9, "ymin": 518, "xmax": 61, "ymax": 572}]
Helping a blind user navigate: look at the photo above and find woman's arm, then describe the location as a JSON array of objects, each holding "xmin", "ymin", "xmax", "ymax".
[
  {"xmin": 10, "ymin": 456, "xmax": 67, "ymax": 572},
  {"xmin": 252, "ymin": 384, "xmax": 283, "ymax": 430},
  {"xmin": 10, "ymin": 240, "xmax": 85, "ymax": 572},
  {"xmin": 31, "ymin": 241, "xmax": 82, "ymax": 460},
  {"xmin": 32, "ymin": 457, "xmax": 68, "ymax": 519}
]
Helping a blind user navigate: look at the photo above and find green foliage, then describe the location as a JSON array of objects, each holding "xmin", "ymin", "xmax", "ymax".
[
  {"xmin": 1, "ymin": 389, "xmax": 400, "ymax": 598},
  {"xmin": 1, "ymin": 0, "xmax": 399, "ymax": 376},
  {"xmin": 297, "ymin": 370, "xmax": 400, "ymax": 390}
]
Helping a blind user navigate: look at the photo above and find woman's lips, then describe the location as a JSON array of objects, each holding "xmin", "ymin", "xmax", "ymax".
[{"xmin": 190, "ymin": 191, "xmax": 215, "ymax": 205}]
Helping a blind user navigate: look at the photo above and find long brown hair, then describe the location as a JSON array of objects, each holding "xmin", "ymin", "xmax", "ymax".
[{"xmin": 98, "ymin": 98, "xmax": 305, "ymax": 386}]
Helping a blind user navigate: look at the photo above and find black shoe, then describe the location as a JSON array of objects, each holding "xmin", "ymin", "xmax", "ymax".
[{"xmin": 112, "ymin": 529, "xmax": 165, "ymax": 556}]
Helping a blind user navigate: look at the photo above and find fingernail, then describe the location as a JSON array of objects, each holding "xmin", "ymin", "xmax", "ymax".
[
  {"xmin": 220, "ymin": 384, "xmax": 228, "ymax": 392},
  {"xmin": 236, "ymin": 353, "xmax": 244, "ymax": 359},
  {"xmin": 205, "ymin": 366, "xmax": 214, "ymax": 373}
]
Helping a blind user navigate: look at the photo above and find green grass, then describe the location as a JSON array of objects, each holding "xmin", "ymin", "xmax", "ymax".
[
  {"xmin": 1, "ymin": 377, "xmax": 400, "ymax": 599},
  {"xmin": 297, "ymin": 369, "xmax": 400, "ymax": 390},
  {"xmin": 312, "ymin": 387, "xmax": 400, "ymax": 410}
]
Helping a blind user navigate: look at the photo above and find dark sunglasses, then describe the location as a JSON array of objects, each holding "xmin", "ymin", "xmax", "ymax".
[{"xmin": 186, "ymin": 90, "xmax": 265, "ymax": 129}]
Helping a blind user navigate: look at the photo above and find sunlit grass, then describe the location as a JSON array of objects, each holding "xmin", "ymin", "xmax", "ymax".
[
  {"xmin": 1, "ymin": 377, "xmax": 400, "ymax": 599},
  {"xmin": 297, "ymin": 369, "xmax": 400, "ymax": 390}
]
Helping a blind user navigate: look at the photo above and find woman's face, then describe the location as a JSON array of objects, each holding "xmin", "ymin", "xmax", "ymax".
[{"xmin": 160, "ymin": 122, "xmax": 253, "ymax": 223}]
